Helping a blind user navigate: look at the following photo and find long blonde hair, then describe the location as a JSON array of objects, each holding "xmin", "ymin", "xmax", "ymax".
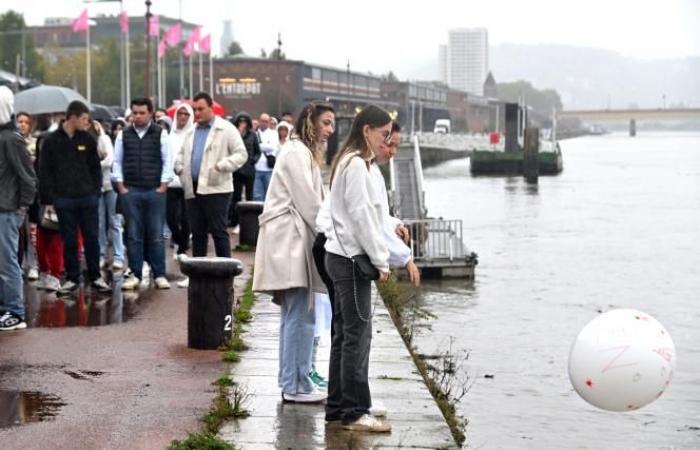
[{"xmin": 293, "ymin": 101, "xmax": 335, "ymax": 166}]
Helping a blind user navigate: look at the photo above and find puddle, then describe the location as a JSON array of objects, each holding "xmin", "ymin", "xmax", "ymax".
[
  {"xmin": 0, "ymin": 390, "xmax": 66, "ymax": 428},
  {"xmin": 22, "ymin": 272, "xmax": 147, "ymax": 328}
]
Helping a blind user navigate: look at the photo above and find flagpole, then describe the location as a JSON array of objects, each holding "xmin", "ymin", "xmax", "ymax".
[
  {"xmin": 119, "ymin": 3, "xmax": 125, "ymax": 108},
  {"xmin": 86, "ymin": 19, "xmax": 91, "ymax": 102},
  {"xmin": 157, "ymin": 29, "xmax": 162, "ymax": 107},
  {"xmin": 188, "ymin": 54, "xmax": 193, "ymax": 97},
  {"xmin": 125, "ymin": 18, "xmax": 131, "ymax": 104},
  {"xmin": 178, "ymin": 0, "xmax": 184, "ymax": 98},
  {"xmin": 209, "ymin": 52, "xmax": 213, "ymax": 95},
  {"xmin": 198, "ymin": 50, "xmax": 203, "ymax": 92},
  {"xmin": 163, "ymin": 48, "xmax": 167, "ymax": 107}
]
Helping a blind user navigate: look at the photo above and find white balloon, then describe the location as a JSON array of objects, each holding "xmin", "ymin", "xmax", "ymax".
[{"xmin": 568, "ymin": 309, "xmax": 675, "ymax": 412}]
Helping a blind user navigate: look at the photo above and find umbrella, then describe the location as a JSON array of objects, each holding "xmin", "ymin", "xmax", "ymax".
[
  {"xmin": 90, "ymin": 103, "xmax": 117, "ymax": 123},
  {"xmin": 14, "ymin": 85, "xmax": 88, "ymax": 115},
  {"xmin": 166, "ymin": 99, "xmax": 225, "ymax": 118}
]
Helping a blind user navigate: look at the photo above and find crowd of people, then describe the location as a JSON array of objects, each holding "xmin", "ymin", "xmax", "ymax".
[{"xmin": 0, "ymin": 84, "xmax": 421, "ymax": 433}]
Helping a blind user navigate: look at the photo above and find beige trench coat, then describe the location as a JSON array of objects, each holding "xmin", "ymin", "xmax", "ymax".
[{"xmin": 252, "ymin": 139, "xmax": 326, "ymax": 305}]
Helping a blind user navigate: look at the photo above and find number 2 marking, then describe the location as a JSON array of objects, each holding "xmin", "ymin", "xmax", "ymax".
[{"xmin": 224, "ymin": 314, "xmax": 232, "ymax": 331}]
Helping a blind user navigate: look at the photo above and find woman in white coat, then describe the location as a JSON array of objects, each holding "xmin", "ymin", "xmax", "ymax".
[{"xmin": 253, "ymin": 101, "xmax": 336, "ymax": 403}]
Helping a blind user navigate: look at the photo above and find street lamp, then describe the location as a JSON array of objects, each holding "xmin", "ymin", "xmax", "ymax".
[{"xmin": 145, "ymin": 0, "xmax": 152, "ymax": 98}]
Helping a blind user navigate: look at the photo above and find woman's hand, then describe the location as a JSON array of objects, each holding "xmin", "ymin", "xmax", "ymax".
[
  {"xmin": 379, "ymin": 270, "xmax": 390, "ymax": 282},
  {"xmin": 406, "ymin": 260, "xmax": 421, "ymax": 287}
]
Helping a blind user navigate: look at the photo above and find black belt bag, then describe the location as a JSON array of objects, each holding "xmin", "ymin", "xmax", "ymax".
[{"xmin": 351, "ymin": 254, "xmax": 380, "ymax": 281}]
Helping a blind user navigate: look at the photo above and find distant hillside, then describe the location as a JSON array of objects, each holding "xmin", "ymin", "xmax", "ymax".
[
  {"xmin": 396, "ymin": 44, "xmax": 700, "ymax": 110},
  {"xmin": 490, "ymin": 44, "xmax": 700, "ymax": 110}
]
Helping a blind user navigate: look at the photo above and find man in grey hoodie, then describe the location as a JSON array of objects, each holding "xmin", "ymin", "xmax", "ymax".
[{"xmin": 0, "ymin": 86, "xmax": 37, "ymax": 331}]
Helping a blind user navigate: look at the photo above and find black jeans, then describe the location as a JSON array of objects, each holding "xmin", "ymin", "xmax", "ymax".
[
  {"xmin": 187, "ymin": 192, "xmax": 231, "ymax": 257},
  {"xmin": 54, "ymin": 194, "xmax": 101, "ymax": 283},
  {"xmin": 228, "ymin": 172, "xmax": 254, "ymax": 227},
  {"xmin": 324, "ymin": 252, "xmax": 372, "ymax": 423},
  {"xmin": 166, "ymin": 187, "xmax": 189, "ymax": 254}
]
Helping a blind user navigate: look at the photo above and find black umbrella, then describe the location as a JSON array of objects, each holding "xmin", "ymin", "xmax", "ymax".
[{"xmin": 90, "ymin": 103, "xmax": 117, "ymax": 123}]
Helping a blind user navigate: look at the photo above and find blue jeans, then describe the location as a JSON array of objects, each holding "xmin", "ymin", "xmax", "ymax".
[
  {"xmin": 0, "ymin": 211, "xmax": 26, "ymax": 318},
  {"xmin": 278, "ymin": 287, "xmax": 315, "ymax": 394},
  {"xmin": 253, "ymin": 170, "xmax": 273, "ymax": 201},
  {"xmin": 98, "ymin": 190, "xmax": 124, "ymax": 263},
  {"xmin": 55, "ymin": 194, "xmax": 101, "ymax": 283},
  {"xmin": 120, "ymin": 187, "xmax": 166, "ymax": 279}
]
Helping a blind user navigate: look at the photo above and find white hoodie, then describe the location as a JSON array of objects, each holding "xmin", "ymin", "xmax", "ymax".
[{"xmin": 168, "ymin": 103, "xmax": 194, "ymax": 188}]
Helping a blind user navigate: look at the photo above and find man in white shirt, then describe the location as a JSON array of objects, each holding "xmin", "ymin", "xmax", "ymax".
[{"xmin": 253, "ymin": 113, "xmax": 278, "ymax": 201}]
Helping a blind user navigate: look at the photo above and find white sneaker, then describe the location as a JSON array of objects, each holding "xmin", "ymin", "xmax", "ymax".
[
  {"xmin": 231, "ymin": 225, "xmax": 240, "ymax": 235},
  {"xmin": 177, "ymin": 277, "xmax": 189, "ymax": 288},
  {"xmin": 91, "ymin": 277, "xmax": 112, "ymax": 293},
  {"xmin": 112, "ymin": 260, "xmax": 125, "ymax": 271},
  {"xmin": 35, "ymin": 272, "xmax": 48, "ymax": 289},
  {"xmin": 121, "ymin": 274, "xmax": 141, "ymax": 290},
  {"xmin": 282, "ymin": 388, "xmax": 327, "ymax": 403},
  {"xmin": 44, "ymin": 274, "xmax": 61, "ymax": 292},
  {"xmin": 99, "ymin": 257, "xmax": 108, "ymax": 269},
  {"xmin": 342, "ymin": 414, "xmax": 392, "ymax": 432},
  {"xmin": 154, "ymin": 276, "xmax": 171, "ymax": 289},
  {"xmin": 27, "ymin": 267, "xmax": 39, "ymax": 281},
  {"xmin": 58, "ymin": 280, "xmax": 79, "ymax": 295}
]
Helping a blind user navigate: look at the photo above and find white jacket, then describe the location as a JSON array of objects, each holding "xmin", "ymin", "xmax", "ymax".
[
  {"xmin": 168, "ymin": 103, "xmax": 194, "ymax": 189},
  {"xmin": 324, "ymin": 152, "xmax": 389, "ymax": 272},
  {"xmin": 175, "ymin": 115, "xmax": 247, "ymax": 199}
]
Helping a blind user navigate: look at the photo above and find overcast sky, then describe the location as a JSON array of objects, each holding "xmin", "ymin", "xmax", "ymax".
[{"xmin": 16, "ymin": 0, "xmax": 700, "ymax": 78}]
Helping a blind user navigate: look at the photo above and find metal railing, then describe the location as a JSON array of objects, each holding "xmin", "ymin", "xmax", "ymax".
[{"xmin": 404, "ymin": 218, "xmax": 466, "ymax": 262}]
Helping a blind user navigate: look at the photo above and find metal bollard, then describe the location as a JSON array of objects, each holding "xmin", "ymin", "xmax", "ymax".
[
  {"xmin": 236, "ymin": 201, "xmax": 264, "ymax": 248},
  {"xmin": 179, "ymin": 257, "xmax": 243, "ymax": 350}
]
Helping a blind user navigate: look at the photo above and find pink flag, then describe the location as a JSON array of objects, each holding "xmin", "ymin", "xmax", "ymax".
[
  {"xmin": 148, "ymin": 15, "xmax": 159, "ymax": 37},
  {"xmin": 198, "ymin": 34, "xmax": 211, "ymax": 54},
  {"xmin": 164, "ymin": 23, "xmax": 182, "ymax": 47},
  {"xmin": 72, "ymin": 8, "xmax": 89, "ymax": 33},
  {"xmin": 158, "ymin": 39, "xmax": 168, "ymax": 58},
  {"xmin": 188, "ymin": 26, "xmax": 201, "ymax": 46},
  {"xmin": 119, "ymin": 11, "xmax": 129, "ymax": 33},
  {"xmin": 183, "ymin": 39, "xmax": 193, "ymax": 58}
]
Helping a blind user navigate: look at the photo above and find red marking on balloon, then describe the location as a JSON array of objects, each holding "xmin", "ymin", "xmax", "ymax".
[{"xmin": 585, "ymin": 379, "xmax": 593, "ymax": 388}]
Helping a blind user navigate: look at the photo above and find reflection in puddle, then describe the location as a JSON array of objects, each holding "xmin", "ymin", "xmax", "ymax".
[
  {"xmin": 23, "ymin": 272, "xmax": 145, "ymax": 328},
  {"xmin": 0, "ymin": 390, "xmax": 66, "ymax": 428}
]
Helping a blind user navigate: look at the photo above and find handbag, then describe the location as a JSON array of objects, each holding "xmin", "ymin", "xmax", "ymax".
[
  {"xmin": 40, "ymin": 208, "xmax": 60, "ymax": 231},
  {"xmin": 351, "ymin": 254, "xmax": 380, "ymax": 281}
]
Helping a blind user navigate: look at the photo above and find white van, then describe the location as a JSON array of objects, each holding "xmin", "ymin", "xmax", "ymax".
[{"xmin": 433, "ymin": 119, "xmax": 451, "ymax": 134}]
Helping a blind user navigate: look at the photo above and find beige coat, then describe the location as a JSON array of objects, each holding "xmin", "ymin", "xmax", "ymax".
[
  {"xmin": 252, "ymin": 139, "xmax": 325, "ymax": 304},
  {"xmin": 175, "ymin": 116, "xmax": 247, "ymax": 199}
]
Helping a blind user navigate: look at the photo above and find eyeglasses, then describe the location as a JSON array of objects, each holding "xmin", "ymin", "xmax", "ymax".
[{"xmin": 381, "ymin": 129, "xmax": 392, "ymax": 144}]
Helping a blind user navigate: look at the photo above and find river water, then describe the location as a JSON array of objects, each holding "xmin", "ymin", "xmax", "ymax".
[{"xmin": 413, "ymin": 132, "xmax": 700, "ymax": 449}]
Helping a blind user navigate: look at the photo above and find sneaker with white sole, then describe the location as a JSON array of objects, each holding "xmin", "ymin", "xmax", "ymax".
[
  {"xmin": 58, "ymin": 280, "xmax": 79, "ymax": 295},
  {"xmin": 342, "ymin": 414, "xmax": 391, "ymax": 432},
  {"xmin": 154, "ymin": 276, "xmax": 171, "ymax": 289},
  {"xmin": 44, "ymin": 274, "xmax": 61, "ymax": 292},
  {"xmin": 27, "ymin": 267, "xmax": 39, "ymax": 281},
  {"xmin": 112, "ymin": 260, "xmax": 125, "ymax": 271},
  {"xmin": 369, "ymin": 403, "xmax": 387, "ymax": 417},
  {"xmin": 35, "ymin": 272, "xmax": 48, "ymax": 290},
  {"xmin": 0, "ymin": 311, "xmax": 27, "ymax": 331},
  {"xmin": 91, "ymin": 277, "xmax": 112, "ymax": 293},
  {"xmin": 282, "ymin": 388, "xmax": 327, "ymax": 403},
  {"xmin": 121, "ymin": 274, "xmax": 141, "ymax": 290},
  {"xmin": 176, "ymin": 277, "xmax": 189, "ymax": 288}
]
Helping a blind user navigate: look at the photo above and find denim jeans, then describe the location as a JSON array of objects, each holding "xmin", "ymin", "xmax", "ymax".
[
  {"xmin": 278, "ymin": 287, "xmax": 316, "ymax": 394},
  {"xmin": 325, "ymin": 252, "xmax": 373, "ymax": 423},
  {"xmin": 98, "ymin": 190, "xmax": 124, "ymax": 263},
  {"xmin": 0, "ymin": 211, "xmax": 26, "ymax": 318},
  {"xmin": 55, "ymin": 194, "xmax": 101, "ymax": 283},
  {"xmin": 253, "ymin": 170, "xmax": 273, "ymax": 201},
  {"xmin": 120, "ymin": 187, "xmax": 166, "ymax": 279}
]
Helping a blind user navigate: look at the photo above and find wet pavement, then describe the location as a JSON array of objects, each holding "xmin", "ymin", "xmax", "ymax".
[
  {"xmin": 0, "ymin": 240, "xmax": 255, "ymax": 450},
  {"xmin": 220, "ymin": 288, "xmax": 457, "ymax": 449}
]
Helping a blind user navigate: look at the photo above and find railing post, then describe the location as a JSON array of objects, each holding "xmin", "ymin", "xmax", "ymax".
[{"xmin": 524, "ymin": 127, "xmax": 539, "ymax": 184}]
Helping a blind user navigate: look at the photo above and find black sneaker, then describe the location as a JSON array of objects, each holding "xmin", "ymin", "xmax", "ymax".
[{"xmin": 0, "ymin": 311, "xmax": 27, "ymax": 331}]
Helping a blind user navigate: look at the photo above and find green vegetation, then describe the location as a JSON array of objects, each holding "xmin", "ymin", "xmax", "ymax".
[
  {"xmin": 496, "ymin": 80, "xmax": 563, "ymax": 116},
  {"xmin": 378, "ymin": 277, "xmax": 468, "ymax": 447},
  {"xmin": 169, "ymin": 276, "xmax": 256, "ymax": 450}
]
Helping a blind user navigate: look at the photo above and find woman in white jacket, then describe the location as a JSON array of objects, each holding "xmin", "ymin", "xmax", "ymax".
[
  {"xmin": 253, "ymin": 101, "xmax": 335, "ymax": 403},
  {"xmin": 324, "ymin": 105, "xmax": 393, "ymax": 432}
]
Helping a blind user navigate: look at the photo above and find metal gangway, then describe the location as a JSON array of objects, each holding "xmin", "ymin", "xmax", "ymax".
[{"xmin": 388, "ymin": 137, "xmax": 477, "ymax": 279}]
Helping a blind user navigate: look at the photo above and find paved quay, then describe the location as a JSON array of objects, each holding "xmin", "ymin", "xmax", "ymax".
[
  {"xmin": 220, "ymin": 287, "xmax": 457, "ymax": 449},
  {"xmin": 0, "ymin": 239, "xmax": 254, "ymax": 450}
]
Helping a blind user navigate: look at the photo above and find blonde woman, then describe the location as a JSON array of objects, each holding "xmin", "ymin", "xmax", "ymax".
[{"xmin": 253, "ymin": 101, "xmax": 335, "ymax": 403}]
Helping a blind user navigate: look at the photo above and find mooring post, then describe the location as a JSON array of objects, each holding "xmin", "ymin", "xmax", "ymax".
[
  {"xmin": 236, "ymin": 201, "xmax": 264, "ymax": 248},
  {"xmin": 524, "ymin": 127, "xmax": 539, "ymax": 184},
  {"xmin": 629, "ymin": 119, "xmax": 637, "ymax": 137},
  {"xmin": 180, "ymin": 257, "xmax": 243, "ymax": 350}
]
